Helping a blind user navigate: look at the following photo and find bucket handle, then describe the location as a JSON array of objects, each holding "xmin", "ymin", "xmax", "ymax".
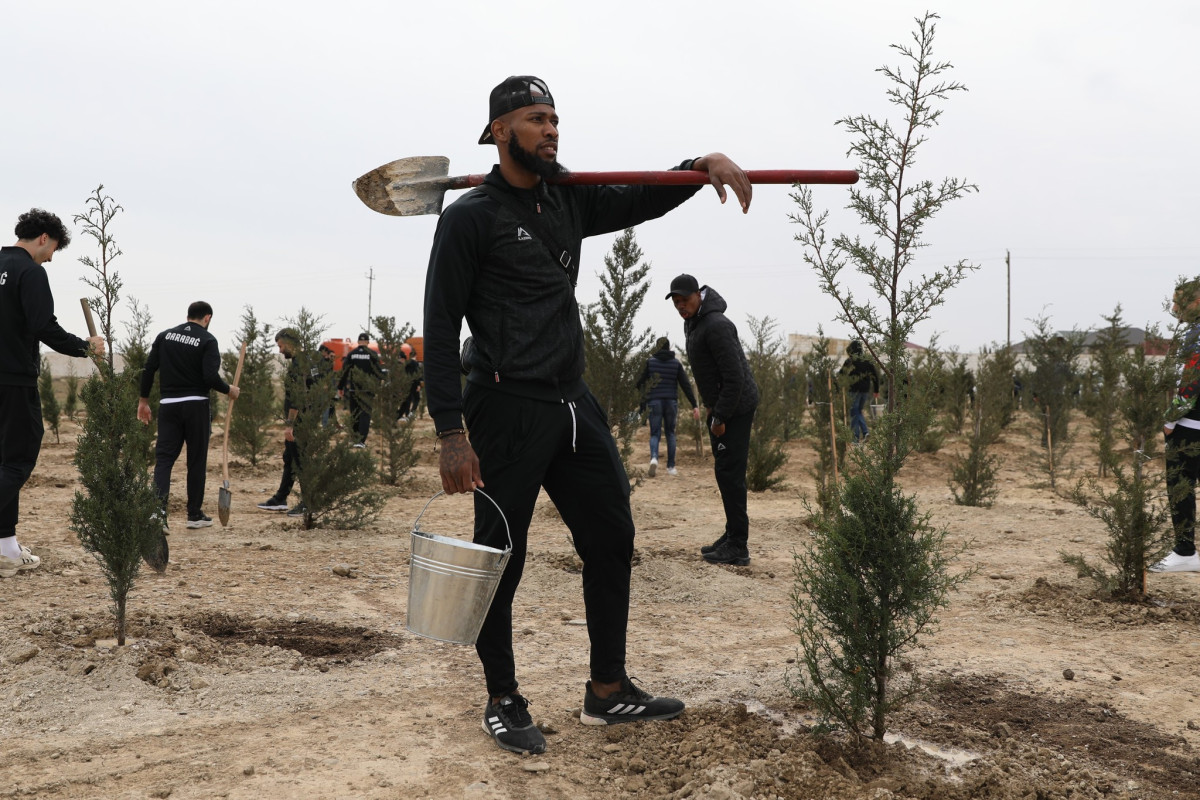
[{"xmin": 412, "ymin": 489, "xmax": 513, "ymax": 553}]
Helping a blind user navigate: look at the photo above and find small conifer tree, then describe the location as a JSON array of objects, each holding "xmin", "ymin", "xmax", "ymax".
[
  {"xmin": 64, "ymin": 366, "xmax": 79, "ymax": 420},
  {"xmin": 70, "ymin": 358, "xmax": 161, "ymax": 645},
  {"xmin": 119, "ymin": 297, "xmax": 156, "ymax": 471},
  {"xmin": 800, "ymin": 331, "xmax": 842, "ymax": 514},
  {"xmin": 74, "ymin": 185, "xmax": 124, "ymax": 370},
  {"xmin": 1065, "ymin": 323, "xmax": 1177, "ymax": 598},
  {"xmin": 789, "ymin": 12, "xmax": 975, "ymax": 740},
  {"xmin": 371, "ymin": 315, "xmax": 419, "ymax": 486},
  {"xmin": 283, "ymin": 308, "xmax": 385, "ymax": 529},
  {"xmin": 744, "ymin": 315, "xmax": 789, "ymax": 491},
  {"xmin": 948, "ymin": 346, "xmax": 1004, "ymax": 507},
  {"xmin": 39, "ymin": 357, "xmax": 62, "ymax": 443},
  {"xmin": 1085, "ymin": 307, "xmax": 1131, "ymax": 478},
  {"xmin": 224, "ymin": 307, "xmax": 277, "ymax": 466},
  {"xmin": 582, "ymin": 228, "xmax": 655, "ymax": 486}
]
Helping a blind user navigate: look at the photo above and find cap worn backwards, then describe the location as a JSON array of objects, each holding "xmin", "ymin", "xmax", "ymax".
[{"xmin": 479, "ymin": 76, "xmax": 555, "ymax": 145}]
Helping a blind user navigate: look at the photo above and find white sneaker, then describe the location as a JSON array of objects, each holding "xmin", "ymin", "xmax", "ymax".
[
  {"xmin": 0, "ymin": 546, "xmax": 41, "ymax": 578},
  {"xmin": 1149, "ymin": 552, "xmax": 1200, "ymax": 573},
  {"xmin": 667, "ymin": 467, "xmax": 678, "ymax": 476},
  {"xmin": 648, "ymin": 458, "xmax": 657, "ymax": 477}
]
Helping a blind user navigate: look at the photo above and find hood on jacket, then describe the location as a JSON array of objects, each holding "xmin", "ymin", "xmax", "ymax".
[
  {"xmin": 697, "ymin": 286, "xmax": 728, "ymax": 318},
  {"xmin": 652, "ymin": 348, "xmax": 676, "ymax": 361}
]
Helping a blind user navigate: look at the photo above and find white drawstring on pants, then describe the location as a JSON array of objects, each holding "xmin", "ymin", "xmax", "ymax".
[{"xmin": 567, "ymin": 401, "xmax": 578, "ymax": 452}]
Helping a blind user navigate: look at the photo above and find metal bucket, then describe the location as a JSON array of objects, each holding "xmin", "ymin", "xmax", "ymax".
[{"xmin": 406, "ymin": 490, "xmax": 512, "ymax": 645}]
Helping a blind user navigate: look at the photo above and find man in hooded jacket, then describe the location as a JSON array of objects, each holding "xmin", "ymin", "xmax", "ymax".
[
  {"xmin": 667, "ymin": 274, "xmax": 759, "ymax": 565},
  {"xmin": 636, "ymin": 336, "xmax": 699, "ymax": 476}
]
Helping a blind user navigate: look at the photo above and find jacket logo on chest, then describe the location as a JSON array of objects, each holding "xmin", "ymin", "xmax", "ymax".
[{"xmin": 516, "ymin": 227, "xmax": 533, "ymax": 242}]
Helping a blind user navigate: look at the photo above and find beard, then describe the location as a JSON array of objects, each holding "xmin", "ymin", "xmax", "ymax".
[{"xmin": 507, "ymin": 135, "xmax": 568, "ymax": 181}]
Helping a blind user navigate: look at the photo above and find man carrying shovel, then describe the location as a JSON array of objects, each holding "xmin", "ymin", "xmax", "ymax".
[
  {"xmin": 424, "ymin": 75, "xmax": 752, "ymax": 755},
  {"xmin": 137, "ymin": 301, "xmax": 239, "ymax": 530},
  {"xmin": 0, "ymin": 209, "xmax": 105, "ymax": 578}
]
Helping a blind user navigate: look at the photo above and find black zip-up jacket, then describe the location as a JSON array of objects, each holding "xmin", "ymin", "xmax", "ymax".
[
  {"xmin": 636, "ymin": 348, "xmax": 698, "ymax": 407},
  {"xmin": 423, "ymin": 161, "xmax": 703, "ymax": 433},
  {"xmin": 683, "ymin": 286, "xmax": 759, "ymax": 422},
  {"xmin": 337, "ymin": 344, "xmax": 382, "ymax": 392},
  {"xmin": 0, "ymin": 246, "xmax": 90, "ymax": 386},
  {"xmin": 840, "ymin": 354, "xmax": 880, "ymax": 394},
  {"xmin": 140, "ymin": 320, "xmax": 230, "ymax": 400}
]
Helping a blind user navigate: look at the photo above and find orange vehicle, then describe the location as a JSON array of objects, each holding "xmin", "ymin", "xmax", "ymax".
[{"xmin": 320, "ymin": 336, "xmax": 422, "ymax": 372}]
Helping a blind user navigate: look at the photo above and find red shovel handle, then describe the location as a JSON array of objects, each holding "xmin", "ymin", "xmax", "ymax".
[{"xmin": 447, "ymin": 169, "xmax": 857, "ymax": 191}]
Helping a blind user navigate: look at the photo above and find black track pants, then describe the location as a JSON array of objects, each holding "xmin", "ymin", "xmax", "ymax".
[
  {"xmin": 463, "ymin": 385, "xmax": 634, "ymax": 699},
  {"xmin": 154, "ymin": 399, "xmax": 212, "ymax": 517}
]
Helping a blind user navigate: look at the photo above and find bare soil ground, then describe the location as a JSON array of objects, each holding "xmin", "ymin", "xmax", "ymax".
[{"xmin": 4, "ymin": 410, "xmax": 1200, "ymax": 799}]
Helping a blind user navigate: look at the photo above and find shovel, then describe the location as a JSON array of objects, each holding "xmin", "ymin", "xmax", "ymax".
[
  {"xmin": 353, "ymin": 156, "xmax": 859, "ymax": 217},
  {"xmin": 218, "ymin": 341, "xmax": 248, "ymax": 527},
  {"xmin": 79, "ymin": 298, "xmax": 106, "ymax": 379}
]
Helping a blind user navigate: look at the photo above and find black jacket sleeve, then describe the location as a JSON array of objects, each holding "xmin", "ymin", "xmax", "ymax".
[
  {"xmin": 423, "ymin": 196, "xmax": 492, "ymax": 433},
  {"xmin": 202, "ymin": 338, "xmax": 231, "ymax": 394},
  {"xmin": 676, "ymin": 361, "xmax": 699, "ymax": 408},
  {"xmin": 25, "ymin": 269, "xmax": 88, "ymax": 357},
  {"xmin": 139, "ymin": 333, "xmax": 163, "ymax": 397}
]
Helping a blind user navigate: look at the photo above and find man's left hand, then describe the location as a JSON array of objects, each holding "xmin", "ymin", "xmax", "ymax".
[{"xmin": 693, "ymin": 153, "xmax": 752, "ymax": 213}]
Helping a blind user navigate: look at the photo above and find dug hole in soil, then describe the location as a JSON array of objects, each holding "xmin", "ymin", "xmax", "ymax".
[{"xmin": 3, "ymin": 411, "xmax": 1200, "ymax": 799}]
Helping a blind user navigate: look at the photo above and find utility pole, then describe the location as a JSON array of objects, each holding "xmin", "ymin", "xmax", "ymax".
[
  {"xmin": 365, "ymin": 267, "xmax": 375, "ymax": 337},
  {"xmin": 1005, "ymin": 250, "xmax": 1011, "ymax": 349}
]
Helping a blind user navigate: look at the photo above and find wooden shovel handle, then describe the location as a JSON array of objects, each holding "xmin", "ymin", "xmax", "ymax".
[
  {"xmin": 79, "ymin": 298, "xmax": 105, "ymax": 380},
  {"xmin": 222, "ymin": 341, "xmax": 248, "ymax": 483}
]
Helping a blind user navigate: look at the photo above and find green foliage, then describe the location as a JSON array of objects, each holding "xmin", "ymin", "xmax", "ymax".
[
  {"xmin": 744, "ymin": 315, "xmax": 789, "ymax": 492},
  {"xmin": 1082, "ymin": 307, "xmax": 1130, "ymax": 478},
  {"xmin": 38, "ymin": 357, "xmax": 61, "ymax": 444},
  {"xmin": 372, "ymin": 315, "xmax": 420, "ymax": 486},
  {"xmin": 1065, "ymin": 322, "xmax": 1179, "ymax": 599},
  {"xmin": 948, "ymin": 347, "xmax": 1006, "ymax": 507},
  {"xmin": 119, "ymin": 298, "xmax": 156, "ymax": 471},
  {"xmin": 1066, "ymin": 459, "xmax": 1171, "ymax": 600},
  {"xmin": 582, "ymin": 228, "xmax": 655, "ymax": 487},
  {"xmin": 977, "ymin": 344, "xmax": 1018, "ymax": 430},
  {"xmin": 942, "ymin": 350, "xmax": 974, "ymax": 435},
  {"xmin": 800, "ymin": 331, "xmax": 843, "ymax": 515},
  {"xmin": 73, "ymin": 185, "xmax": 124, "ymax": 370},
  {"xmin": 224, "ymin": 307, "xmax": 277, "ymax": 466},
  {"xmin": 64, "ymin": 368, "xmax": 79, "ymax": 419},
  {"xmin": 70, "ymin": 369, "xmax": 162, "ymax": 645},
  {"xmin": 790, "ymin": 413, "xmax": 969, "ymax": 739},
  {"xmin": 788, "ymin": 12, "xmax": 975, "ymax": 741},
  {"xmin": 906, "ymin": 344, "xmax": 946, "ymax": 454},
  {"xmin": 281, "ymin": 308, "xmax": 385, "ymax": 530},
  {"xmin": 675, "ymin": 347, "xmax": 707, "ymax": 458}
]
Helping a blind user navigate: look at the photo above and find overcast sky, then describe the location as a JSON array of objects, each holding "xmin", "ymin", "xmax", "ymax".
[{"xmin": 7, "ymin": 1, "xmax": 1198, "ymax": 360}]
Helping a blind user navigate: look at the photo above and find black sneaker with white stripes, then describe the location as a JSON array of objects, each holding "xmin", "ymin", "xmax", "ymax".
[
  {"xmin": 481, "ymin": 693, "xmax": 546, "ymax": 754},
  {"xmin": 579, "ymin": 677, "xmax": 685, "ymax": 726}
]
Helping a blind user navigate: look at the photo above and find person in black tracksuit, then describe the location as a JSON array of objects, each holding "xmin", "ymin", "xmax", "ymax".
[
  {"xmin": 397, "ymin": 346, "xmax": 423, "ymax": 420},
  {"xmin": 636, "ymin": 337, "xmax": 699, "ymax": 475},
  {"xmin": 0, "ymin": 209, "xmax": 104, "ymax": 576},
  {"xmin": 667, "ymin": 274, "xmax": 759, "ymax": 566},
  {"xmin": 424, "ymin": 76, "xmax": 753, "ymax": 755},
  {"xmin": 138, "ymin": 301, "xmax": 238, "ymax": 529},
  {"xmin": 258, "ymin": 328, "xmax": 315, "ymax": 515},
  {"xmin": 338, "ymin": 333, "xmax": 381, "ymax": 445}
]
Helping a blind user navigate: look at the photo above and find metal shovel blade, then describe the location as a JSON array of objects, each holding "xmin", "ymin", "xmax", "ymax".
[
  {"xmin": 142, "ymin": 531, "xmax": 169, "ymax": 574},
  {"xmin": 218, "ymin": 480, "xmax": 232, "ymax": 527},
  {"xmin": 353, "ymin": 156, "xmax": 452, "ymax": 217}
]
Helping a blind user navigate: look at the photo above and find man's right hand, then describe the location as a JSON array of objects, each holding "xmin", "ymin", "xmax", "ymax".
[
  {"xmin": 439, "ymin": 434, "xmax": 483, "ymax": 494},
  {"xmin": 88, "ymin": 336, "xmax": 106, "ymax": 356},
  {"xmin": 136, "ymin": 398, "xmax": 151, "ymax": 425}
]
